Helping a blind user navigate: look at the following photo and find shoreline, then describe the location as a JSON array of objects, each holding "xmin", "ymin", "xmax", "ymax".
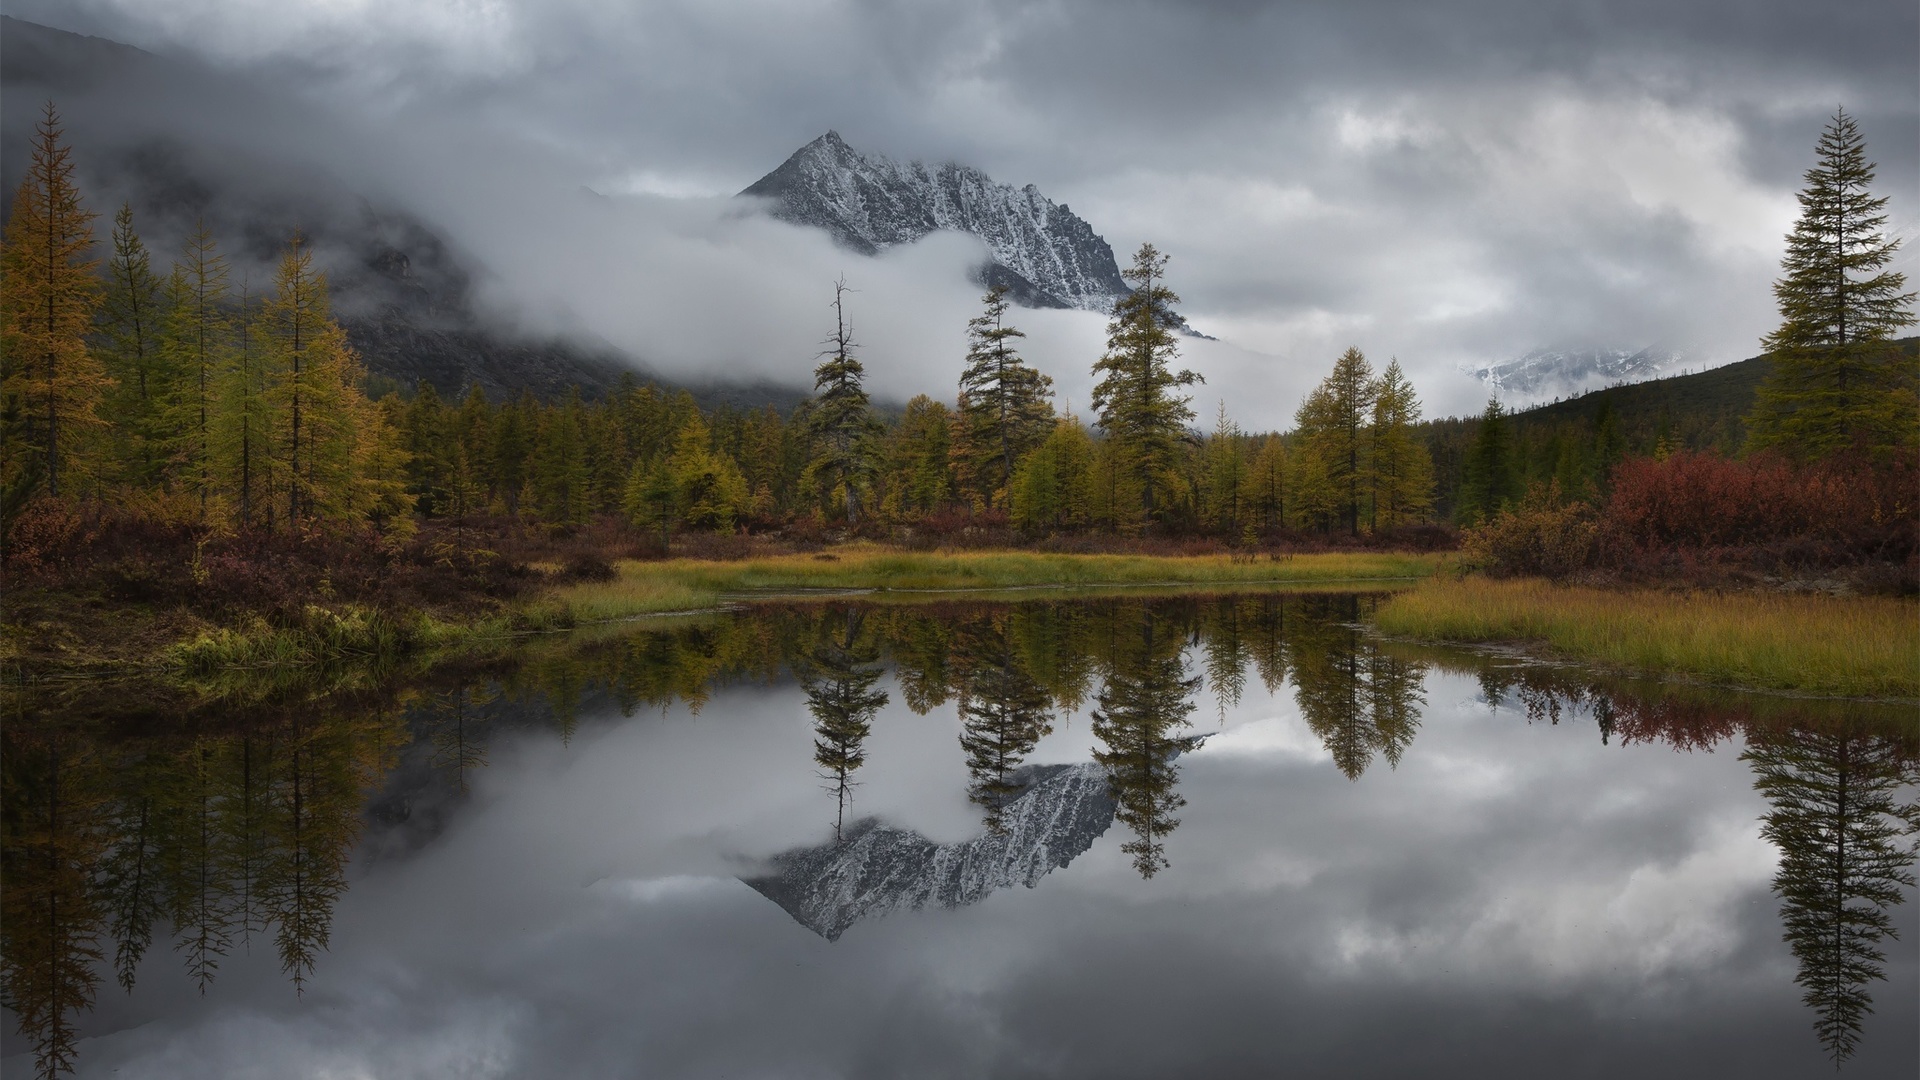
[
  {"xmin": 1374, "ymin": 576, "xmax": 1919, "ymax": 700},
  {"xmin": 11, "ymin": 549, "xmax": 1915, "ymax": 702},
  {"xmin": 4, "ymin": 549, "xmax": 1448, "ymax": 682}
]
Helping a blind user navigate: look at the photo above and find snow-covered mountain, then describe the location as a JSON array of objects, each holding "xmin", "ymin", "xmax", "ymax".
[
  {"xmin": 740, "ymin": 132, "xmax": 1128, "ymax": 312},
  {"xmin": 743, "ymin": 762, "xmax": 1116, "ymax": 941},
  {"xmin": 1462, "ymin": 346, "xmax": 1683, "ymax": 400}
]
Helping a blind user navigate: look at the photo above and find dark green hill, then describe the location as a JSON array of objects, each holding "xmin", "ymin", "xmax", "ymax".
[{"xmin": 1419, "ymin": 337, "xmax": 1918, "ymax": 519}]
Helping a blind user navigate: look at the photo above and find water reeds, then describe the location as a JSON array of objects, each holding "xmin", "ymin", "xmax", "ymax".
[
  {"xmin": 544, "ymin": 547, "xmax": 1445, "ymax": 622},
  {"xmin": 1375, "ymin": 577, "xmax": 1920, "ymax": 698}
]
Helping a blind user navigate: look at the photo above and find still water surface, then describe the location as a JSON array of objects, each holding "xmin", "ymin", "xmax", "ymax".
[{"xmin": 4, "ymin": 593, "xmax": 1916, "ymax": 1078}]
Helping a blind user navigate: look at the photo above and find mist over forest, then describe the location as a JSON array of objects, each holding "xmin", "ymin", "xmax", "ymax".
[{"xmin": 6, "ymin": 1, "xmax": 1914, "ymax": 426}]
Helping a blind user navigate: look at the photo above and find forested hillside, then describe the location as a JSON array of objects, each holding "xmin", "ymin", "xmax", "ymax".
[{"xmin": 1421, "ymin": 340, "xmax": 1917, "ymax": 521}]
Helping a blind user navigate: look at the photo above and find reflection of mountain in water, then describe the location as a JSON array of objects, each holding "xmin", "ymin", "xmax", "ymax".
[{"xmin": 745, "ymin": 762, "xmax": 1115, "ymax": 941}]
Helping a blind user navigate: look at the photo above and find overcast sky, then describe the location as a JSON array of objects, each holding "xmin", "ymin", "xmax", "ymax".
[{"xmin": 7, "ymin": 0, "xmax": 1917, "ymax": 422}]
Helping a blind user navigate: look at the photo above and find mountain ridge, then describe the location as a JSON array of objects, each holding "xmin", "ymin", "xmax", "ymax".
[{"xmin": 741, "ymin": 131, "xmax": 1128, "ymax": 312}]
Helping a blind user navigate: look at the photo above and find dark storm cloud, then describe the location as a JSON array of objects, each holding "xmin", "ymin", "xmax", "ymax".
[{"xmin": 5, "ymin": 0, "xmax": 1916, "ymax": 420}]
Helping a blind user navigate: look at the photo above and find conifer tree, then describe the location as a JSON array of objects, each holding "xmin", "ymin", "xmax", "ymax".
[
  {"xmin": 1247, "ymin": 435, "xmax": 1286, "ymax": 536},
  {"xmin": 97, "ymin": 205, "xmax": 166, "ymax": 484},
  {"xmin": 881, "ymin": 395, "xmax": 954, "ymax": 518},
  {"xmin": 261, "ymin": 235, "xmax": 402, "ymax": 527},
  {"xmin": 1, "ymin": 103, "xmax": 105, "ymax": 499},
  {"xmin": 1091, "ymin": 245, "xmax": 1201, "ymax": 527},
  {"xmin": 956, "ymin": 285, "xmax": 1052, "ymax": 507},
  {"xmin": 161, "ymin": 220, "xmax": 230, "ymax": 516},
  {"xmin": 582, "ymin": 404, "xmax": 629, "ymax": 515},
  {"xmin": 489, "ymin": 395, "xmax": 532, "ymax": 514},
  {"xmin": 665, "ymin": 411, "xmax": 749, "ymax": 532},
  {"xmin": 212, "ymin": 278, "xmax": 273, "ymax": 526},
  {"xmin": 1748, "ymin": 109, "xmax": 1917, "ymax": 459},
  {"xmin": 530, "ymin": 394, "xmax": 591, "ymax": 525},
  {"xmin": 802, "ymin": 279, "xmax": 883, "ymax": 522},
  {"xmin": 1591, "ymin": 398, "xmax": 1626, "ymax": 496},
  {"xmin": 1367, "ymin": 359, "xmax": 1433, "ymax": 529},
  {"xmin": 352, "ymin": 391, "xmax": 414, "ymax": 532},
  {"xmin": 1289, "ymin": 348, "xmax": 1375, "ymax": 534},
  {"xmin": 263, "ymin": 236, "xmax": 324, "ymax": 525},
  {"xmin": 1010, "ymin": 413, "xmax": 1095, "ymax": 532},
  {"xmin": 400, "ymin": 381, "xmax": 452, "ymax": 516},
  {"xmin": 1455, "ymin": 398, "xmax": 1520, "ymax": 525},
  {"xmin": 444, "ymin": 385, "xmax": 492, "ymax": 541},
  {"xmin": 623, "ymin": 455, "xmax": 677, "ymax": 547},
  {"xmin": 1202, "ymin": 403, "xmax": 1248, "ymax": 537}
]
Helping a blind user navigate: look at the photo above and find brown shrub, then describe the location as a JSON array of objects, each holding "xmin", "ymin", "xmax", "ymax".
[{"xmin": 1462, "ymin": 482, "xmax": 1598, "ymax": 578}]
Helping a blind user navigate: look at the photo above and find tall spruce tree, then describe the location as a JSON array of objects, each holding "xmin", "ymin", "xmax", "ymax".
[
  {"xmin": 664, "ymin": 411, "xmax": 749, "ymax": 532},
  {"xmin": 802, "ymin": 279, "xmax": 883, "ymax": 523},
  {"xmin": 956, "ymin": 284, "xmax": 1052, "ymax": 507},
  {"xmin": 212, "ymin": 277, "xmax": 273, "ymax": 526},
  {"xmin": 1248, "ymin": 434, "xmax": 1285, "ymax": 536},
  {"xmin": 1091, "ymin": 244, "xmax": 1201, "ymax": 527},
  {"xmin": 1009, "ymin": 413, "xmax": 1095, "ymax": 532},
  {"xmin": 1455, "ymin": 398, "xmax": 1519, "ymax": 526},
  {"xmin": 1202, "ymin": 402, "xmax": 1249, "ymax": 538},
  {"xmin": 1289, "ymin": 348, "xmax": 1375, "ymax": 535},
  {"xmin": 1367, "ymin": 359, "xmax": 1433, "ymax": 529},
  {"xmin": 261, "ymin": 236, "xmax": 402, "ymax": 527},
  {"xmin": 1748, "ymin": 109, "xmax": 1917, "ymax": 459},
  {"xmin": 881, "ymin": 395, "xmax": 954, "ymax": 518},
  {"xmin": 97, "ymin": 205, "xmax": 166, "ymax": 485},
  {"xmin": 1, "ymin": 103, "xmax": 105, "ymax": 500},
  {"xmin": 162, "ymin": 220, "xmax": 230, "ymax": 516}
]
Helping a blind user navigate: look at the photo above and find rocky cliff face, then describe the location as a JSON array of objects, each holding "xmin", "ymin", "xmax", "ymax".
[
  {"xmin": 744, "ymin": 762, "xmax": 1116, "ymax": 941},
  {"xmin": 741, "ymin": 132, "xmax": 1127, "ymax": 312}
]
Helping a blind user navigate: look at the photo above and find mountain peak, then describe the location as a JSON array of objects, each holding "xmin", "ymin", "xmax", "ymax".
[
  {"xmin": 1463, "ymin": 345, "xmax": 1684, "ymax": 401},
  {"xmin": 740, "ymin": 132, "xmax": 1127, "ymax": 311}
]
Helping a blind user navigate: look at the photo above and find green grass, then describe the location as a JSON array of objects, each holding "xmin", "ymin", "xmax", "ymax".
[
  {"xmin": 537, "ymin": 578, "xmax": 719, "ymax": 623},
  {"xmin": 543, "ymin": 546, "xmax": 1448, "ymax": 622},
  {"xmin": 146, "ymin": 548, "xmax": 1443, "ymax": 675},
  {"xmin": 1374, "ymin": 576, "xmax": 1920, "ymax": 698}
]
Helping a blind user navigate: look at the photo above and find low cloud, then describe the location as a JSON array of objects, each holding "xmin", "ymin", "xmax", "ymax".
[{"xmin": 4, "ymin": 0, "xmax": 1915, "ymax": 425}]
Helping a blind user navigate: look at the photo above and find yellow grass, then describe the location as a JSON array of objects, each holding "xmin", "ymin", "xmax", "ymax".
[
  {"xmin": 545, "ymin": 546, "xmax": 1447, "ymax": 622},
  {"xmin": 537, "ymin": 579, "xmax": 718, "ymax": 624},
  {"xmin": 1375, "ymin": 576, "xmax": 1920, "ymax": 698}
]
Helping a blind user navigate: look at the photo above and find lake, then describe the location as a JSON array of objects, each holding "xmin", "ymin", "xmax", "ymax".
[{"xmin": 4, "ymin": 592, "xmax": 1916, "ymax": 1078}]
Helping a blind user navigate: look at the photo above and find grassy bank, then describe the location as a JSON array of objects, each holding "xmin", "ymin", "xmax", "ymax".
[
  {"xmin": 12, "ymin": 547, "xmax": 1441, "ymax": 679},
  {"xmin": 544, "ymin": 547, "xmax": 1447, "ymax": 621},
  {"xmin": 1375, "ymin": 577, "xmax": 1920, "ymax": 698}
]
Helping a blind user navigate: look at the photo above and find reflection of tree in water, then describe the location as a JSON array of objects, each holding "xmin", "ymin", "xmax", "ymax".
[
  {"xmin": 797, "ymin": 609, "xmax": 889, "ymax": 842},
  {"xmin": 1463, "ymin": 658, "xmax": 1920, "ymax": 1066},
  {"xmin": 1, "ymin": 706, "xmax": 401, "ymax": 1078},
  {"xmin": 1201, "ymin": 596, "xmax": 1249, "ymax": 723},
  {"xmin": 1744, "ymin": 724, "xmax": 1920, "ymax": 1066},
  {"xmin": 426, "ymin": 684, "xmax": 495, "ymax": 795},
  {"xmin": 952, "ymin": 616, "xmax": 1056, "ymax": 832},
  {"xmin": 1091, "ymin": 609, "xmax": 1199, "ymax": 878},
  {"xmin": 0, "ymin": 736, "xmax": 107, "ymax": 1080},
  {"xmin": 1287, "ymin": 597, "xmax": 1426, "ymax": 780}
]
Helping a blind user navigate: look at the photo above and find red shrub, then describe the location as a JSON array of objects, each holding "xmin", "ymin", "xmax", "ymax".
[{"xmin": 1599, "ymin": 450, "xmax": 1918, "ymax": 574}]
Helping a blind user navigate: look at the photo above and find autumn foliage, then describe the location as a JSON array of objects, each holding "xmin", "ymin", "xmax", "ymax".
[{"xmin": 1599, "ymin": 450, "xmax": 1917, "ymax": 571}]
